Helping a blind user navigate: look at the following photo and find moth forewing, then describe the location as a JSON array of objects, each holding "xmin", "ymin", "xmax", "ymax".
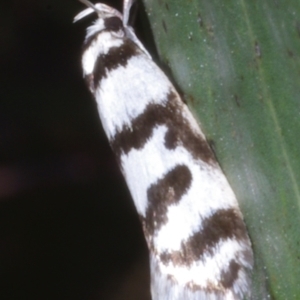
[{"xmin": 74, "ymin": 1, "xmax": 253, "ymax": 299}]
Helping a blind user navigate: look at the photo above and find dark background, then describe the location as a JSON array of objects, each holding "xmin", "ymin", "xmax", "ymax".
[{"xmin": 0, "ymin": 0, "xmax": 153, "ymax": 299}]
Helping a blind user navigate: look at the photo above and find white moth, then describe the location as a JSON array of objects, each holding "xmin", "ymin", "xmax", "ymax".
[{"xmin": 74, "ymin": 1, "xmax": 253, "ymax": 299}]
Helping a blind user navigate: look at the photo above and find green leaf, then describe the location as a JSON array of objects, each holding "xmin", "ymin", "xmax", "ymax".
[{"xmin": 142, "ymin": 0, "xmax": 300, "ymax": 299}]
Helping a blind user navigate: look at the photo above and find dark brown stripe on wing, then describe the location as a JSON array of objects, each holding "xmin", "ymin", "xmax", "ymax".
[
  {"xmin": 111, "ymin": 90, "xmax": 215, "ymax": 165},
  {"xmin": 220, "ymin": 259, "xmax": 240, "ymax": 289},
  {"xmin": 164, "ymin": 92, "xmax": 215, "ymax": 163},
  {"xmin": 160, "ymin": 208, "xmax": 249, "ymax": 266},
  {"xmin": 144, "ymin": 165, "xmax": 192, "ymax": 236},
  {"xmin": 93, "ymin": 40, "xmax": 140, "ymax": 89}
]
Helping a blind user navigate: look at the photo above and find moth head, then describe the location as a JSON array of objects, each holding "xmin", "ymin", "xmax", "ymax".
[
  {"xmin": 74, "ymin": 0, "xmax": 125, "ymax": 39},
  {"xmin": 74, "ymin": 0, "xmax": 123, "ymax": 23}
]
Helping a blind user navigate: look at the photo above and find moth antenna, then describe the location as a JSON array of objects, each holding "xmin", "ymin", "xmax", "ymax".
[
  {"xmin": 123, "ymin": 0, "xmax": 134, "ymax": 26},
  {"xmin": 78, "ymin": 0, "xmax": 101, "ymax": 14}
]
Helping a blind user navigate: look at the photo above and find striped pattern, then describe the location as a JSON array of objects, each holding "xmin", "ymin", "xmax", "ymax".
[{"xmin": 74, "ymin": 2, "xmax": 253, "ymax": 299}]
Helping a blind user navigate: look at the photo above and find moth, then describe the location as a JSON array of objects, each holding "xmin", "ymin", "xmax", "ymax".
[{"xmin": 74, "ymin": 1, "xmax": 253, "ymax": 299}]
